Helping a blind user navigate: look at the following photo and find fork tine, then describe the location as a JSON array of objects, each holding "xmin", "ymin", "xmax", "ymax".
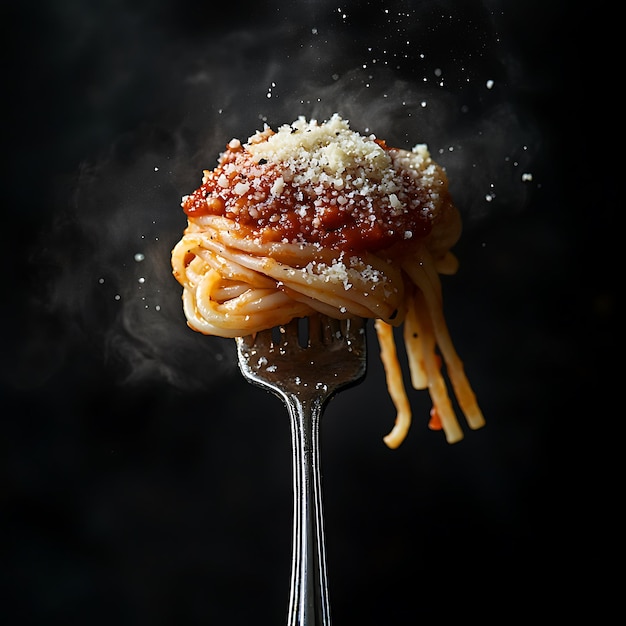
[
  {"xmin": 343, "ymin": 316, "xmax": 366, "ymax": 344},
  {"xmin": 304, "ymin": 314, "xmax": 317, "ymax": 346},
  {"xmin": 280, "ymin": 318, "xmax": 301, "ymax": 349},
  {"xmin": 236, "ymin": 332, "xmax": 254, "ymax": 352},
  {"xmin": 306, "ymin": 313, "xmax": 322, "ymax": 346},
  {"xmin": 321, "ymin": 316, "xmax": 339, "ymax": 344},
  {"xmin": 254, "ymin": 328, "xmax": 273, "ymax": 352}
]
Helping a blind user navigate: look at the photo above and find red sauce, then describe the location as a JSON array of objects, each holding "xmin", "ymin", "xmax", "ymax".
[
  {"xmin": 182, "ymin": 138, "xmax": 448, "ymax": 252},
  {"xmin": 428, "ymin": 406, "xmax": 443, "ymax": 431}
]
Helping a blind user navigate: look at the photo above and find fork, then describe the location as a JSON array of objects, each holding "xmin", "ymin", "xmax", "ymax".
[{"xmin": 236, "ymin": 314, "xmax": 367, "ymax": 626}]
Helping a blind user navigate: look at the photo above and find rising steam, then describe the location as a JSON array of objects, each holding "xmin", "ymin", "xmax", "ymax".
[{"xmin": 23, "ymin": 1, "xmax": 540, "ymax": 392}]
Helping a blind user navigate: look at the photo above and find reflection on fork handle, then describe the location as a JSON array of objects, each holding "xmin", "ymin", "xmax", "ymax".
[{"xmin": 284, "ymin": 391, "xmax": 332, "ymax": 626}]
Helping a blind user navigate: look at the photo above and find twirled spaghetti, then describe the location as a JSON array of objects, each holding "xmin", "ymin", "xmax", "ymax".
[{"xmin": 171, "ymin": 114, "xmax": 485, "ymax": 445}]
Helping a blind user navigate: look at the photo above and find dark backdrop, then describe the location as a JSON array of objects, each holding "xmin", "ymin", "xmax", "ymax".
[{"xmin": 3, "ymin": 1, "xmax": 615, "ymax": 624}]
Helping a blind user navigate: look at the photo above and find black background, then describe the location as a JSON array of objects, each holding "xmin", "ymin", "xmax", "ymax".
[{"xmin": 3, "ymin": 1, "xmax": 616, "ymax": 624}]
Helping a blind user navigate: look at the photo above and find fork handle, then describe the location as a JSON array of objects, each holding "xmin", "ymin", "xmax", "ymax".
[{"xmin": 283, "ymin": 391, "xmax": 332, "ymax": 626}]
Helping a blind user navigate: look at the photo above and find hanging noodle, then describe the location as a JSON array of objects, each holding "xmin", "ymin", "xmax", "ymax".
[{"xmin": 171, "ymin": 114, "xmax": 485, "ymax": 445}]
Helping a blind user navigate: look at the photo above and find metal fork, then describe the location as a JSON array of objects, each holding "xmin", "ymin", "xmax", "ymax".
[{"xmin": 236, "ymin": 314, "xmax": 367, "ymax": 626}]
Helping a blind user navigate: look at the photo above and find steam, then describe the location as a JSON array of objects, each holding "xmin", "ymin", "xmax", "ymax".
[{"xmin": 27, "ymin": 1, "xmax": 540, "ymax": 392}]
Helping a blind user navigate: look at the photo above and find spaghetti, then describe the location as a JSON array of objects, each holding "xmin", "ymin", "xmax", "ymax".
[{"xmin": 171, "ymin": 114, "xmax": 485, "ymax": 445}]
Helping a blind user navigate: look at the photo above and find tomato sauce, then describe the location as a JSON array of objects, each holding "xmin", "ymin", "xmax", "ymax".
[{"xmin": 182, "ymin": 139, "xmax": 442, "ymax": 252}]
